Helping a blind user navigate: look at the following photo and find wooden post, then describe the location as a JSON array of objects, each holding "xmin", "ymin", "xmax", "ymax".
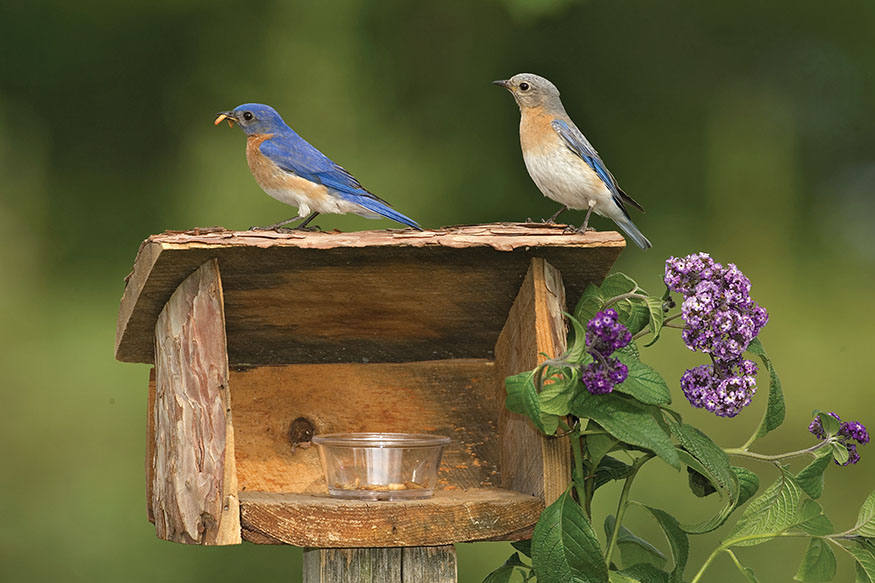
[
  {"xmin": 151, "ymin": 259, "xmax": 241, "ymax": 544},
  {"xmin": 303, "ymin": 546, "xmax": 456, "ymax": 583}
]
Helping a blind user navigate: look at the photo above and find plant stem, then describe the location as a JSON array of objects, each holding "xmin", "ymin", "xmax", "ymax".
[
  {"xmin": 605, "ymin": 292, "xmax": 650, "ymax": 307},
  {"xmin": 604, "ymin": 453, "xmax": 654, "ymax": 569},
  {"xmin": 691, "ymin": 532, "xmax": 835, "ymax": 582},
  {"xmin": 569, "ymin": 427, "xmax": 588, "ymax": 514},
  {"xmin": 724, "ymin": 440, "xmax": 830, "ymax": 462}
]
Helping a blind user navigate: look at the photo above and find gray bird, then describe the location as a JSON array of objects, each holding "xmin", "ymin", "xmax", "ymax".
[{"xmin": 494, "ymin": 73, "xmax": 651, "ymax": 249}]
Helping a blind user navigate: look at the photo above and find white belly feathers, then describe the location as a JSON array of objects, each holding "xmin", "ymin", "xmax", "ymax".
[{"xmin": 522, "ymin": 144, "xmax": 620, "ymax": 220}]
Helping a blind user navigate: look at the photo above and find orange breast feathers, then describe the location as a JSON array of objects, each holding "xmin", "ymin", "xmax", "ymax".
[
  {"xmin": 246, "ymin": 133, "xmax": 276, "ymax": 181},
  {"xmin": 519, "ymin": 107, "xmax": 561, "ymax": 157},
  {"xmin": 244, "ymin": 133, "xmax": 333, "ymax": 205}
]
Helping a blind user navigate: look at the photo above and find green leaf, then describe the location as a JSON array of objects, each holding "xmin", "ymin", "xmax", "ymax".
[
  {"xmin": 600, "ymin": 272, "xmax": 640, "ymax": 299},
  {"xmin": 676, "ymin": 450, "xmax": 736, "ymax": 534},
  {"xmin": 642, "ymin": 506, "xmax": 689, "ymax": 583},
  {"xmin": 643, "ymin": 297, "xmax": 666, "ymax": 347},
  {"xmin": 511, "ymin": 539, "xmax": 532, "ymax": 558},
  {"xmin": 687, "ymin": 467, "xmax": 717, "ymax": 498},
  {"xmin": 747, "ymin": 338, "xmax": 786, "ymax": 440},
  {"xmin": 793, "ymin": 538, "xmax": 837, "ymax": 582},
  {"xmin": 796, "ymin": 450, "xmax": 833, "ymax": 499},
  {"xmin": 571, "ymin": 391, "xmax": 680, "ymax": 469},
  {"xmin": 566, "ymin": 315, "xmax": 590, "ymax": 363},
  {"xmin": 593, "ymin": 456, "xmax": 633, "ymax": 491},
  {"xmin": 847, "ymin": 544, "xmax": 875, "ymax": 583},
  {"xmin": 532, "ymin": 489, "xmax": 608, "ymax": 583},
  {"xmin": 605, "ymin": 515, "xmax": 667, "ymax": 570},
  {"xmin": 616, "ymin": 299, "xmax": 650, "ymax": 336},
  {"xmin": 794, "ymin": 499, "xmax": 833, "ymax": 536},
  {"xmin": 483, "ymin": 552, "xmax": 528, "ymax": 583},
  {"xmin": 613, "ymin": 353, "xmax": 672, "ymax": 406},
  {"xmin": 616, "ymin": 563, "xmax": 670, "ymax": 583},
  {"xmin": 732, "ymin": 466, "xmax": 760, "ymax": 509},
  {"xmin": 586, "ymin": 432, "xmax": 619, "ymax": 468},
  {"xmin": 616, "ymin": 340, "xmax": 640, "ymax": 361},
  {"xmin": 574, "ymin": 283, "xmax": 606, "ymax": 325},
  {"xmin": 671, "ymin": 423, "xmax": 734, "ymax": 493},
  {"xmin": 608, "ymin": 572, "xmax": 641, "ymax": 583},
  {"xmin": 725, "ymin": 467, "xmax": 803, "ymax": 547},
  {"xmin": 850, "ymin": 491, "xmax": 875, "ymax": 537},
  {"xmin": 506, "ymin": 370, "xmax": 556, "ymax": 435},
  {"xmin": 813, "ymin": 410, "xmax": 842, "ymax": 436},
  {"xmin": 539, "ymin": 367, "xmax": 579, "ymax": 416},
  {"xmin": 831, "ymin": 441, "xmax": 850, "ymax": 466}
]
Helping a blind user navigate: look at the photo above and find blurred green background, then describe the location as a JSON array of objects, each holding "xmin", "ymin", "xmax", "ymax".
[{"xmin": 1, "ymin": 0, "xmax": 873, "ymax": 581}]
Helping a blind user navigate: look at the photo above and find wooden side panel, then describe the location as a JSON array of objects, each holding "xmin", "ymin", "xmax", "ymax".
[
  {"xmin": 146, "ymin": 368, "xmax": 156, "ymax": 524},
  {"xmin": 239, "ymin": 489, "xmax": 541, "ymax": 547},
  {"xmin": 303, "ymin": 546, "xmax": 456, "ymax": 583},
  {"xmin": 494, "ymin": 258, "xmax": 571, "ymax": 505},
  {"xmin": 230, "ymin": 360, "xmax": 500, "ymax": 495},
  {"xmin": 152, "ymin": 259, "xmax": 241, "ymax": 545}
]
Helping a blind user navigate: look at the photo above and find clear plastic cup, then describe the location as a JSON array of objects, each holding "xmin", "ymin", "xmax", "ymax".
[{"xmin": 312, "ymin": 433, "xmax": 451, "ymax": 500}]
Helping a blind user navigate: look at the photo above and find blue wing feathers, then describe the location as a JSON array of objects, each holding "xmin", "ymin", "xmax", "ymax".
[
  {"xmin": 550, "ymin": 118, "xmax": 646, "ymax": 217},
  {"xmin": 259, "ymin": 131, "xmax": 421, "ymax": 230}
]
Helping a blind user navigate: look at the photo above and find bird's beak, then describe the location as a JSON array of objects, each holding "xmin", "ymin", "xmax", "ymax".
[
  {"xmin": 214, "ymin": 111, "xmax": 237, "ymax": 127},
  {"xmin": 492, "ymin": 79, "xmax": 512, "ymax": 90}
]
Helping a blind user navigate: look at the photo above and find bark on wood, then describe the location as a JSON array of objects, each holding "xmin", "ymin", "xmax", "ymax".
[
  {"xmin": 494, "ymin": 258, "xmax": 572, "ymax": 505},
  {"xmin": 239, "ymin": 488, "xmax": 541, "ymax": 547},
  {"xmin": 151, "ymin": 259, "xmax": 241, "ymax": 545},
  {"xmin": 116, "ymin": 224, "xmax": 623, "ymax": 365},
  {"xmin": 303, "ymin": 546, "xmax": 456, "ymax": 583}
]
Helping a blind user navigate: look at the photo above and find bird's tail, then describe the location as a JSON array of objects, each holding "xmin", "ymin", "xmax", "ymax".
[
  {"xmin": 614, "ymin": 216, "xmax": 652, "ymax": 250},
  {"xmin": 355, "ymin": 197, "xmax": 423, "ymax": 231}
]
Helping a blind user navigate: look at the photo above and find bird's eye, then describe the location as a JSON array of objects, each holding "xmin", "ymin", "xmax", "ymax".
[
  {"xmin": 519, "ymin": 82, "xmax": 530, "ymax": 91},
  {"xmin": 242, "ymin": 111, "xmax": 254, "ymax": 121}
]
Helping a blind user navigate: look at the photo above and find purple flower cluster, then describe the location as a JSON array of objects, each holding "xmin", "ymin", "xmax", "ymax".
[
  {"xmin": 680, "ymin": 359, "xmax": 758, "ymax": 418},
  {"xmin": 581, "ymin": 309, "xmax": 631, "ymax": 394},
  {"xmin": 665, "ymin": 253, "xmax": 768, "ymax": 417},
  {"xmin": 809, "ymin": 412, "xmax": 870, "ymax": 465}
]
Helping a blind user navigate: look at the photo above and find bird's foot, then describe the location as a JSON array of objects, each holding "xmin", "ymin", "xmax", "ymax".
[
  {"xmin": 524, "ymin": 217, "xmax": 536, "ymax": 224},
  {"xmin": 565, "ymin": 225, "xmax": 596, "ymax": 234},
  {"xmin": 249, "ymin": 222, "xmax": 321, "ymax": 232},
  {"xmin": 291, "ymin": 224, "xmax": 321, "ymax": 232}
]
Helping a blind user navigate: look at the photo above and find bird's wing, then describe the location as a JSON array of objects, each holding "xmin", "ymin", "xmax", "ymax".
[
  {"xmin": 550, "ymin": 119, "xmax": 645, "ymax": 214},
  {"xmin": 259, "ymin": 133, "xmax": 391, "ymax": 205}
]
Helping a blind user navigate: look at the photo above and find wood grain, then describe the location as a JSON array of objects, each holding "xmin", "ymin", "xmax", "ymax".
[
  {"xmin": 116, "ymin": 224, "xmax": 624, "ymax": 365},
  {"xmin": 229, "ymin": 360, "xmax": 500, "ymax": 495},
  {"xmin": 302, "ymin": 547, "xmax": 456, "ymax": 583},
  {"xmin": 241, "ymin": 489, "xmax": 541, "ymax": 547},
  {"xmin": 146, "ymin": 368, "xmax": 155, "ymax": 524},
  {"xmin": 151, "ymin": 259, "xmax": 241, "ymax": 545},
  {"xmin": 494, "ymin": 258, "xmax": 572, "ymax": 506}
]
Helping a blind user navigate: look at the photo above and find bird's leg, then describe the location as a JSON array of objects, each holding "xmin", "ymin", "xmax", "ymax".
[
  {"xmin": 545, "ymin": 204, "xmax": 569, "ymax": 224},
  {"xmin": 565, "ymin": 201, "xmax": 595, "ymax": 233},
  {"xmin": 293, "ymin": 211, "xmax": 321, "ymax": 231},
  {"xmin": 249, "ymin": 212, "xmax": 321, "ymax": 232},
  {"xmin": 575, "ymin": 201, "xmax": 596, "ymax": 233}
]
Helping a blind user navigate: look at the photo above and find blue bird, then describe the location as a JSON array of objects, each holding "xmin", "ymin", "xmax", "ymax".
[
  {"xmin": 494, "ymin": 74, "xmax": 651, "ymax": 249},
  {"xmin": 215, "ymin": 103, "xmax": 421, "ymax": 231}
]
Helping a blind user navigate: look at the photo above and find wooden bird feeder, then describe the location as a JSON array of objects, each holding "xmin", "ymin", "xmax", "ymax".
[{"xmin": 114, "ymin": 223, "xmax": 625, "ymax": 582}]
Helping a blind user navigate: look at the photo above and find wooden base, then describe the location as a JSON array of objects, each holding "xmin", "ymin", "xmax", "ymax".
[
  {"xmin": 239, "ymin": 488, "xmax": 542, "ymax": 547},
  {"xmin": 303, "ymin": 546, "xmax": 456, "ymax": 583}
]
